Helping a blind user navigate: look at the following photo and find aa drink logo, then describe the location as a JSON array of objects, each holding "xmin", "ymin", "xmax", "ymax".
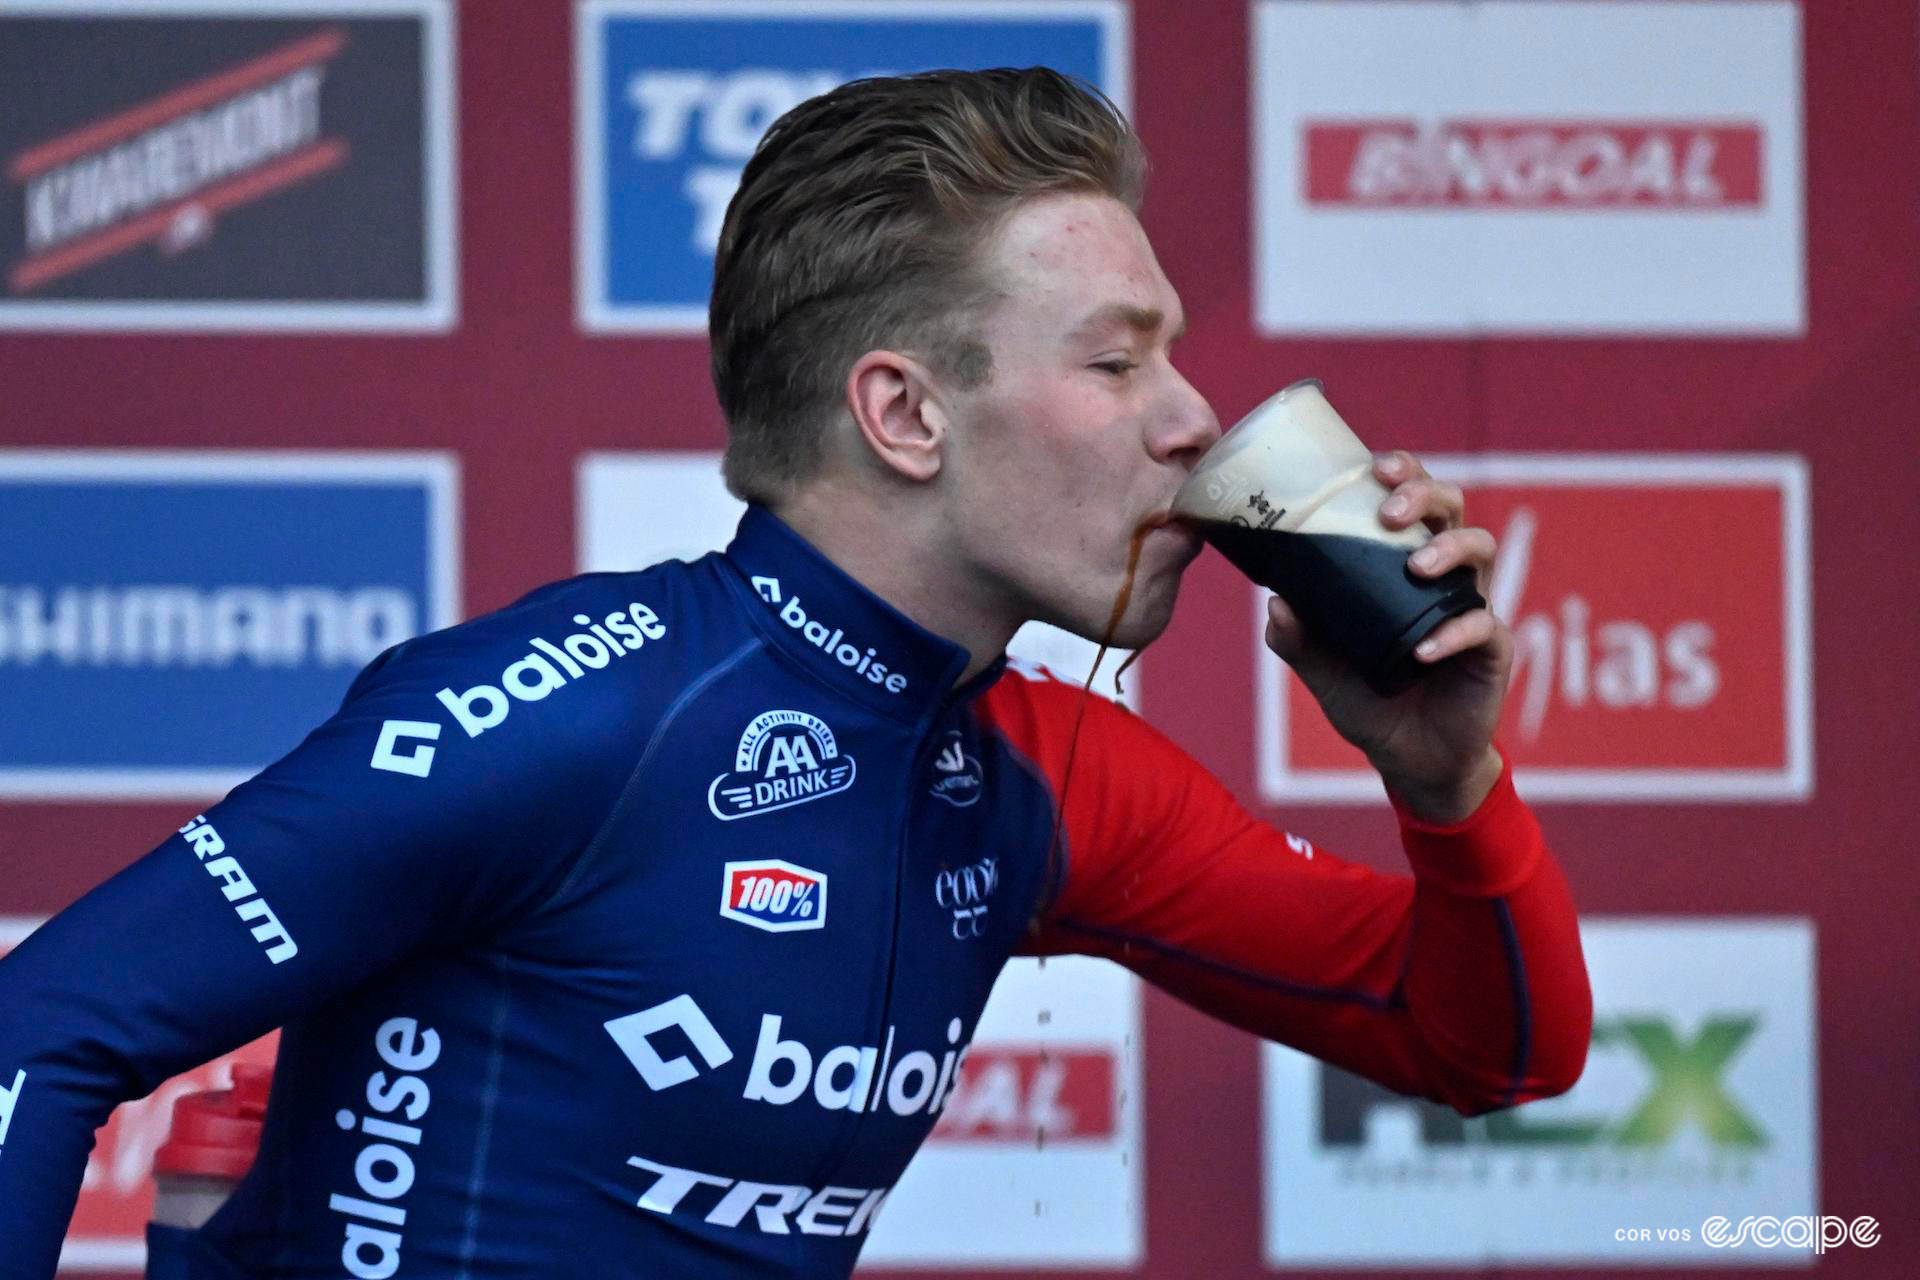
[
  {"xmin": 1258, "ymin": 455, "xmax": 1811, "ymax": 802},
  {"xmin": 0, "ymin": 919, "xmax": 279, "ymax": 1272},
  {"xmin": 0, "ymin": 452, "xmax": 458, "ymax": 799},
  {"xmin": 864, "ymin": 955, "xmax": 1142, "ymax": 1267},
  {"xmin": 1252, "ymin": 1, "xmax": 1803, "ymax": 333},
  {"xmin": 707, "ymin": 709, "xmax": 857, "ymax": 820},
  {"xmin": 1262, "ymin": 918, "xmax": 1817, "ymax": 1264},
  {"xmin": 575, "ymin": 0, "xmax": 1127, "ymax": 332},
  {"xmin": 0, "ymin": 0, "xmax": 455, "ymax": 331}
]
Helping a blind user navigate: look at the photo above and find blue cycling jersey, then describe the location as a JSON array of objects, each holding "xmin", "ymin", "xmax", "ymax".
[{"xmin": 0, "ymin": 505, "xmax": 1590, "ymax": 1279}]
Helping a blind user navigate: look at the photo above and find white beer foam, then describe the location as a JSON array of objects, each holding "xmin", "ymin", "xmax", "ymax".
[{"xmin": 1174, "ymin": 381, "xmax": 1425, "ymax": 548}]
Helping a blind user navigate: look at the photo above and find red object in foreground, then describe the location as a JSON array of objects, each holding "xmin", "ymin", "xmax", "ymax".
[{"xmin": 152, "ymin": 1063, "xmax": 272, "ymax": 1182}]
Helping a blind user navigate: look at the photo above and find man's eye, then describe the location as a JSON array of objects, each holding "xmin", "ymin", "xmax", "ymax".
[{"xmin": 1093, "ymin": 359, "xmax": 1137, "ymax": 376}]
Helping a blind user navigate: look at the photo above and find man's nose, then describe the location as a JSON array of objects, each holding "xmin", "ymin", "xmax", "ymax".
[{"xmin": 1152, "ymin": 372, "xmax": 1221, "ymax": 469}]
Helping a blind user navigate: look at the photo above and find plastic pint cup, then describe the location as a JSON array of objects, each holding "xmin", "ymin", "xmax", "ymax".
[{"xmin": 1171, "ymin": 379, "xmax": 1484, "ymax": 695}]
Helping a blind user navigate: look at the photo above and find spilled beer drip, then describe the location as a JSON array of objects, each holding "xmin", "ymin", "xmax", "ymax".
[{"xmin": 1035, "ymin": 514, "xmax": 1168, "ymax": 925}]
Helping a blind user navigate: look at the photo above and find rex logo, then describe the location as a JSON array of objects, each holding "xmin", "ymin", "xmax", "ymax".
[
  {"xmin": 1320, "ymin": 1013, "xmax": 1766, "ymax": 1151},
  {"xmin": 370, "ymin": 602, "xmax": 666, "ymax": 778}
]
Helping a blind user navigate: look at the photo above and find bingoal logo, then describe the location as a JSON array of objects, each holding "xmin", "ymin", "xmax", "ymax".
[{"xmin": 1305, "ymin": 120, "xmax": 1763, "ymax": 208}]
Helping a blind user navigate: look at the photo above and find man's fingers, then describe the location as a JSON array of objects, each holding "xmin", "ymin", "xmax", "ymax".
[
  {"xmin": 1266, "ymin": 596, "xmax": 1347, "ymax": 691},
  {"xmin": 1408, "ymin": 527, "xmax": 1497, "ymax": 580},
  {"xmin": 1377, "ymin": 470, "xmax": 1466, "ymax": 533},
  {"xmin": 1414, "ymin": 608, "xmax": 1498, "ymax": 663},
  {"xmin": 1264, "ymin": 595, "xmax": 1306, "ymax": 659},
  {"xmin": 1373, "ymin": 451, "xmax": 1425, "ymax": 485}
]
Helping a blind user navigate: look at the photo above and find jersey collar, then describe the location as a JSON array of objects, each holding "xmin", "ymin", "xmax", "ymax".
[{"xmin": 724, "ymin": 505, "xmax": 1001, "ymax": 721}]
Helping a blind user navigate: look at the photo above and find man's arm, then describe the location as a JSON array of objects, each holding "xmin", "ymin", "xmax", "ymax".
[
  {"xmin": 995, "ymin": 679, "xmax": 1589, "ymax": 1114},
  {"xmin": 999, "ymin": 449, "xmax": 1588, "ymax": 1112},
  {"xmin": 0, "ymin": 590, "xmax": 659, "ymax": 1277}
]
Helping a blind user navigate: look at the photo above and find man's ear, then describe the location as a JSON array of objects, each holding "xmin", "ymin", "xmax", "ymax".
[{"xmin": 846, "ymin": 350, "xmax": 948, "ymax": 483}]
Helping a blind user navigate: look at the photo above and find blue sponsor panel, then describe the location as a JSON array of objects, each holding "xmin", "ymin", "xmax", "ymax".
[
  {"xmin": 578, "ymin": 0, "xmax": 1128, "ymax": 330},
  {"xmin": 0, "ymin": 454, "xmax": 456, "ymax": 796}
]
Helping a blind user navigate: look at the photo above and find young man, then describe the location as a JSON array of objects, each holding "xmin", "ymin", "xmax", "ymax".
[{"xmin": 0, "ymin": 70, "xmax": 1588, "ymax": 1278}]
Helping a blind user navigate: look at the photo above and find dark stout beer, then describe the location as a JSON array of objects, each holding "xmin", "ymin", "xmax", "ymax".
[
  {"xmin": 1172, "ymin": 379, "xmax": 1485, "ymax": 696},
  {"xmin": 1194, "ymin": 520, "xmax": 1483, "ymax": 695}
]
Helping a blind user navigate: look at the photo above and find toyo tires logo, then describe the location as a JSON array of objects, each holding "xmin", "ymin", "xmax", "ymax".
[{"xmin": 707, "ymin": 709, "xmax": 855, "ymax": 820}]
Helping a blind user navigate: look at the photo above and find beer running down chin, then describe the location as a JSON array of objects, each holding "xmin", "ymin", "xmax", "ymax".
[{"xmin": 1191, "ymin": 519, "xmax": 1483, "ymax": 696}]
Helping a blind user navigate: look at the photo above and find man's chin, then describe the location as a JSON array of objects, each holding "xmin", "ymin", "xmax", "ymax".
[{"xmin": 1065, "ymin": 582, "xmax": 1181, "ymax": 652}]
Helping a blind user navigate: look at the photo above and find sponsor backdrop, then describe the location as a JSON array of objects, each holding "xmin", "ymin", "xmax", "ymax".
[{"xmin": 2, "ymin": 0, "xmax": 1916, "ymax": 1276}]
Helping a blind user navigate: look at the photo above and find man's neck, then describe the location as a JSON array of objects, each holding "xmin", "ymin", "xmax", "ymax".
[{"xmin": 770, "ymin": 484, "xmax": 1019, "ymax": 689}]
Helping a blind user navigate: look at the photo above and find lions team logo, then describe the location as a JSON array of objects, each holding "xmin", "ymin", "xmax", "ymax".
[{"xmin": 708, "ymin": 709, "xmax": 857, "ymax": 820}]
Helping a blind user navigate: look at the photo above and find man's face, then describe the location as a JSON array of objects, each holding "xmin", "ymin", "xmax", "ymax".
[{"xmin": 938, "ymin": 193, "xmax": 1218, "ymax": 649}]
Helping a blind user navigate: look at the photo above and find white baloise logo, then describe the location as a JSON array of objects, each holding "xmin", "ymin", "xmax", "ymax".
[
  {"xmin": 370, "ymin": 602, "xmax": 666, "ymax": 779},
  {"xmin": 708, "ymin": 709, "xmax": 856, "ymax": 820},
  {"xmin": 767, "ymin": 587, "xmax": 908, "ymax": 694},
  {"xmin": 605, "ymin": 995, "xmax": 968, "ymax": 1118}
]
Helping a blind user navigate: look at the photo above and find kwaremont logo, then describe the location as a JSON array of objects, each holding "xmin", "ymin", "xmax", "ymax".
[
  {"xmin": 10, "ymin": 29, "xmax": 350, "ymax": 294},
  {"xmin": 371, "ymin": 602, "xmax": 665, "ymax": 778}
]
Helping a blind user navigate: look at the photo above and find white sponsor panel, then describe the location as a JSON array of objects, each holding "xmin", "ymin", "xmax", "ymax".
[
  {"xmin": 1262, "ymin": 918, "xmax": 1817, "ymax": 1265},
  {"xmin": 1252, "ymin": 1, "xmax": 1803, "ymax": 333},
  {"xmin": 575, "ymin": 451, "xmax": 1138, "ymax": 704},
  {"xmin": 862, "ymin": 955, "xmax": 1142, "ymax": 1267}
]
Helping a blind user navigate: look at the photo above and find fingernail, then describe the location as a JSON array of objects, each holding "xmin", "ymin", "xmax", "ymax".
[
  {"xmin": 1417, "ymin": 639, "xmax": 1440, "ymax": 659},
  {"xmin": 1412, "ymin": 546, "xmax": 1438, "ymax": 571},
  {"xmin": 1383, "ymin": 496, "xmax": 1408, "ymax": 518},
  {"xmin": 1377, "ymin": 453, "xmax": 1400, "ymax": 475}
]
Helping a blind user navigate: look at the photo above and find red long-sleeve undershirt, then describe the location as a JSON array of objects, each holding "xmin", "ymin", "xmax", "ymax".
[{"xmin": 982, "ymin": 672, "xmax": 1592, "ymax": 1115}]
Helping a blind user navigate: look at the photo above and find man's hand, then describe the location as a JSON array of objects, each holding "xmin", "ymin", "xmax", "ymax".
[{"xmin": 1263, "ymin": 450, "xmax": 1509, "ymax": 823}]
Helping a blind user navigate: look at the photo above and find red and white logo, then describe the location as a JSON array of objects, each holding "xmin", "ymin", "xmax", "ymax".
[
  {"xmin": 720, "ymin": 859, "xmax": 826, "ymax": 932},
  {"xmin": 1258, "ymin": 455, "xmax": 1811, "ymax": 801},
  {"xmin": 1253, "ymin": 1, "xmax": 1803, "ymax": 333},
  {"xmin": 930, "ymin": 1047, "xmax": 1116, "ymax": 1142},
  {"xmin": 863, "ymin": 956, "xmax": 1142, "ymax": 1267},
  {"xmin": 1305, "ymin": 119, "xmax": 1763, "ymax": 208}
]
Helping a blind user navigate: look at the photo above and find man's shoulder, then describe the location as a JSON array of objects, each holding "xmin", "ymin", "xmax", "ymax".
[
  {"xmin": 343, "ymin": 555, "xmax": 747, "ymax": 769},
  {"xmin": 977, "ymin": 657, "xmax": 1178, "ymax": 776}
]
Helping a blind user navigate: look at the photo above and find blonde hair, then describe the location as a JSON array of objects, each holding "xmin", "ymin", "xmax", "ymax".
[{"xmin": 710, "ymin": 67, "xmax": 1145, "ymax": 503}]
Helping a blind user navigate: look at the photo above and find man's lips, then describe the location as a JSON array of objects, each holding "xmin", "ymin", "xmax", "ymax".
[{"xmin": 1137, "ymin": 510, "xmax": 1204, "ymax": 560}]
